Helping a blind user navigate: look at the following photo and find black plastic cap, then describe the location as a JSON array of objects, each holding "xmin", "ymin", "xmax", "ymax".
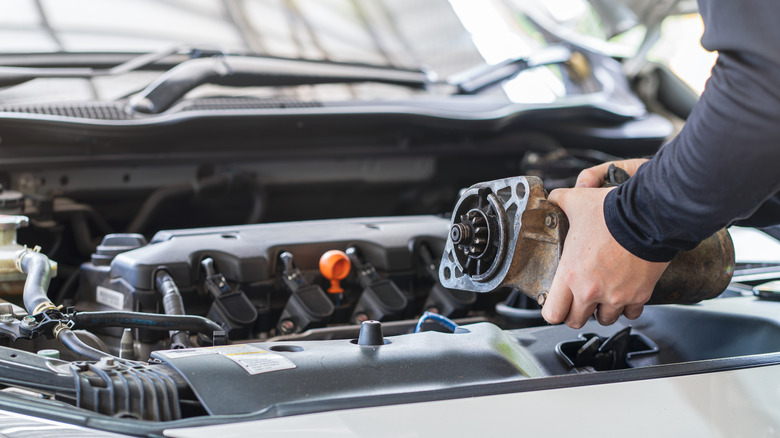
[
  {"xmin": 357, "ymin": 320, "xmax": 385, "ymax": 346},
  {"xmin": 92, "ymin": 233, "xmax": 148, "ymax": 266}
]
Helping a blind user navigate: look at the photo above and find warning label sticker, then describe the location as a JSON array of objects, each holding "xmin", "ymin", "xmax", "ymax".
[
  {"xmin": 158, "ymin": 344, "xmax": 296, "ymax": 375},
  {"xmin": 96, "ymin": 286, "xmax": 125, "ymax": 310},
  {"xmin": 223, "ymin": 349, "xmax": 297, "ymax": 375}
]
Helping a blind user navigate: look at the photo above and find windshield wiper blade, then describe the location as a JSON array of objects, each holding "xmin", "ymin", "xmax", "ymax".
[
  {"xmin": 0, "ymin": 46, "xmax": 193, "ymax": 88},
  {"xmin": 448, "ymin": 45, "xmax": 573, "ymax": 95},
  {"xmin": 0, "ymin": 66, "xmax": 95, "ymax": 87},
  {"xmin": 128, "ymin": 55, "xmax": 433, "ymax": 114}
]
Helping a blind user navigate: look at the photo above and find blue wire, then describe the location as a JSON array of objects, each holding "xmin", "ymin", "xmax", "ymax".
[{"xmin": 414, "ymin": 311, "xmax": 458, "ymax": 333}]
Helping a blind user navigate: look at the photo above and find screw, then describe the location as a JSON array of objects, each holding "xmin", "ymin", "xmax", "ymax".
[
  {"xmin": 544, "ymin": 214, "xmax": 558, "ymax": 229},
  {"xmin": 0, "ymin": 314, "xmax": 13, "ymax": 323},
  {"xmin": 279, "ymin": 319, "xmax": 296, "ymax": 334},
  {"xmin": 353, "ymin": 313, "xmax": 368, "ymax": 324},
  {"xmin": 21, "ymin": 316, "xmax": 37, "ymax": 328},
  {"xmin": 537, "ymin": 293, "xmax": 547, "ymax": 306},
  {"xmin": 96, "ymin": 356, "xmax": 118, "ymax": 370}
]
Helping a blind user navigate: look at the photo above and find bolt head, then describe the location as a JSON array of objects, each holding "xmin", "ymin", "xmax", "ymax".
[
  {"xmin": 279, "ymin": 319, "xmax": 296, "ymax": 334},
  {"xmin": 96, "ymin": 356, "xmax": 119, "ymax": 370},
  {"xmin": 544, "ymin": 214, "xmax": 557, "ymax": 229}
]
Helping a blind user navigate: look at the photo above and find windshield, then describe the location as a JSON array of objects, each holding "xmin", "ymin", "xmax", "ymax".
[
  {"xmin": 0, "ymin": 0, "xmax": 609, "ymax": 105},
  {"xmin": 1, "ymin": 1, "xmax": 497, "ymax": 70}
]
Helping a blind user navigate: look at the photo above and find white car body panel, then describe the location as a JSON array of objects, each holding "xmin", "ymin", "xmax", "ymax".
[{"xmin": 164, "ymin": 363, "xmax": 780, "ymax": 438}]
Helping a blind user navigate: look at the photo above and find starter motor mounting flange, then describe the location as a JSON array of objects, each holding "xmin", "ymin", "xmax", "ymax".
[{"xmin": 439, "ymin": 176, "xmax": 568, "ymax": 303}]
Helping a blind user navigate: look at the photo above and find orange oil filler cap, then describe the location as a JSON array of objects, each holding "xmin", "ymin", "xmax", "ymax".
[{"xmin": 319, "ymin": 250, "xmax": 351, "ymax": 293}]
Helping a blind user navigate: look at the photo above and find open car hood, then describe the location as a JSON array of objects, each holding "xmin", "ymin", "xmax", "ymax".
[{"xmin": 587, "ymin": 0, "xmax": 699, "ymax": 39}]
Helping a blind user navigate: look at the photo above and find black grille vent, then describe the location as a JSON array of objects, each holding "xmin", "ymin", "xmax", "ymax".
[
  {"xmin": 180, "ymin": 97, "xmax": 322, "ymax": 111},
  {"xmin": 0, "ymin": 102, "xmax": 132, "ymax": 120},
  {"xmin": 0, "ymin": 97, "xmax": 321, "ymax": 120}
]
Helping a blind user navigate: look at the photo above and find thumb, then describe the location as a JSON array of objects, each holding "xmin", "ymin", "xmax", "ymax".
[{"xmin": 547, "ymin": 188, "xmax": 569, "ymax": 207}]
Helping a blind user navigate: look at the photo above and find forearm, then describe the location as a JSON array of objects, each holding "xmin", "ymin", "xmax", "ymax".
[{"xmin": 604, "ymin": 2, "xmax": 780, "ymax": 262}]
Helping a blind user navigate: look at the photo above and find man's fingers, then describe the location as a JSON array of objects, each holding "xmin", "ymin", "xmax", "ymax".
[
  {"xmin": 541, "ymin": 271, "xmax": 573, "ymax": 325},
  {"xmin": 623, "ymin": 304, "xmax": 644, "ymax": 320},
  {"xmin": 574, "ymin": 159, "xmax": 650, "ymax": 188},
  {"xmin": 575, "ymin": 162, "xmax": 611, "ymax": 188},
  {"xmin": 595, "ymin": 304, "xmax": 623, "ymax": 326},
  {"xmin": 564, "ymin": 298, "xmax": 597, "ymax": 329}
]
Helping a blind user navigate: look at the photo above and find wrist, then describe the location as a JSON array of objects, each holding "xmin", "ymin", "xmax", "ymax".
[{"xmin": 603, "ymin": 189, "xmax": 679, "ymax": 263}]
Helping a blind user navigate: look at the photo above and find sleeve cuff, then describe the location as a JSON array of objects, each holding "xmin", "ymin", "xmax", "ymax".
[{"xmin": 603, "ymin": 189, "xmax": 679, "ymax": 263}]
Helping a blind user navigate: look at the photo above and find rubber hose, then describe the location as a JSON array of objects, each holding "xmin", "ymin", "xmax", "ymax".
[
  {"xmin": 17, "ymin": 250, "xmax": 55, "ymax": 315},
  {"xmin": 58, "ymin": 329, "xmax": 112, "ymax": 361},
  {"xmin": 72, "ymin": 311, "xmax": 223, "ymax": 337},
  {"xmin": 127, "ymin": 174, "xmax": 233, "ymax": 234},
  {"xmin": 72, "ymin": 329, "xmax": 111, "ymax": 354},
  {"xmin": 54, "ymin": 268, "xmax": 80, "ymax": 305},
  {"xmin": 126, "ymin": 182, "xmax": 195, "ymax": 234},
  {"xmin": 155, "ymin": 270, "xmax": 191, "ymax": 348},
  {"xmin": 70, "ymin": 212, "xmax": 98, "ymax": 257},
  {"xmin": 244, "ymin": 179, "xmax": 266, "ymax": 224}
]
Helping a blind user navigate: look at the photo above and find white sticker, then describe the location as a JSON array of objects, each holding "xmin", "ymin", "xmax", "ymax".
[
  {"xmin": 96, "ymin": 286, "xmax": 125, "ymax": 310},
  {"xmin": 223, "ymin": 349, "xmax": 296, "ymax": 375},
  {"xmin": 158, "ymin": 344, "xmax": 297, "ymax": 375},
  {"xmin": 157, "ymin": 348, "xmax": 218, "ymax": 359}
]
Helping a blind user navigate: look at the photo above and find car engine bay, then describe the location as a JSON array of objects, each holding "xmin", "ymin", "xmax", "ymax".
[
  {"xmin": 0, "ymin": 141, "xmax": 776, "ymax": 426},
  {"xmin": 0, "ymin": 43, "xmax": 775, "ymax": 433}
]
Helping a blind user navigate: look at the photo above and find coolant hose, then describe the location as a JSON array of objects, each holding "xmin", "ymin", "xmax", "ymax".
[
  {"xmin": 58, "ymin": 328, "xmax": 112, "ymax": 361},
  {"xmin": 71, "ymin": 311, "xmax": 223, "ymax": 337},
  {"xmin": 127, "ymin": 173, "xmax": 265, "ymax": 234},
  {"xmin": 16, "ymin": 249, "xmax": 114, "ymax": 361},
  {"xmin": 155, "ymin": 270, "xmax": 191, "ymax": 348},
  {"xmin": 126, "ymin": 180, "xmax": 202, "ymax": 234},
  {"xmin": 15, "ymin": 249, "xmax": 56, "ymax": 315}
]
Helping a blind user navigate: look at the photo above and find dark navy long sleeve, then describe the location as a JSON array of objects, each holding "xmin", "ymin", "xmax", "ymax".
[{"xmin": 604, "ymin": 0, "xmax": 780, "ymax": 262}]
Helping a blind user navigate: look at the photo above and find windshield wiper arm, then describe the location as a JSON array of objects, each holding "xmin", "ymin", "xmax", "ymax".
[
  {"xmin": 128, "ymin": 55, "xmax": 432, "ymax": 114},
  {"xmin": 0, "ymin": 46, "xmax": 194, "ymax": 88},
  {"xmin": 448, "ymin": 45, "xmax": 573, "ymax": 95}
]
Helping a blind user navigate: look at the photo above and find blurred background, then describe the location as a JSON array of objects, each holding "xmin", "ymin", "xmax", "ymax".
[{"xmin": 0, "ymin": 0, "xmax": 715, "ymax": 95}]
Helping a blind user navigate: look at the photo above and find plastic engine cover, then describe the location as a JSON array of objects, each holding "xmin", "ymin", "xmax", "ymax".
[
  {"xmin": 79, "ymin": 216, "xmax": 450, "ymax": 313},
  {"xmin": 152, "ymin": 322, "xmax": 540, "ymax": 415}
]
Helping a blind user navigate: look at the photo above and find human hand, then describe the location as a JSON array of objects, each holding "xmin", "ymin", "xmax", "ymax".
[
  {"xmin": 541, "ymin": 187, "xmax": 669, "ymax": 328},
  {"xmin": 575, "ymin": 158, "xmax": 649, "ymax": 188}
]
